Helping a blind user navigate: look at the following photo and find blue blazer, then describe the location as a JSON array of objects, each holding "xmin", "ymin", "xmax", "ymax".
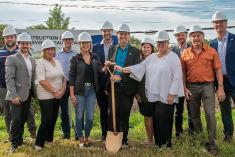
[
  {"xmin": 93, "ymin": 41, "xmax": 117, "ymax": 64},
  {"xmin": 92, "ymin": 41, "xmax": 117, "ymax": 90},
  {"xmin": 210, "ymin": 32, "xmax": 235, "ymax": 86}
]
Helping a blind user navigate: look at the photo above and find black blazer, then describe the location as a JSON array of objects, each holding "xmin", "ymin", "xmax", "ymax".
[
  {"xmin": 69, "ymin": 53, "xmax": 103, "ymax": 95},
  {"xmin": 106, "ymin": 44, "xmax": 141, "ymax": 95}
]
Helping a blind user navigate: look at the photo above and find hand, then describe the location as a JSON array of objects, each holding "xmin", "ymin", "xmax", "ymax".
[
  {"xmin": 184, "ymin": 88, "xmax": 192, "ymax": 100},
  {"xmin": 104, "ymin": 61, "xmax": 112, "ymax": 68},
  {"xmin": 70, "ymin": 96, "xmax": 77, "ymax": 106},
  {"xmin": 11, "ymin": 96, "xmax": 22, "ymax": 105},
  {"xmin": 114, "ymin": 65, "xmax": 123, "ymax": 72},
  {"xmin": 217, "ymin": 87, "xmax": 225, "ymax": 102},
  {"xmin": 53, "ymin": 91, "xmax": 61, "ymax": 99},
  {"xmin": 135, "ymin": 94, "xmax": 142, "ymax": 103},
  {"xmin": 167, "ymin": 94, "xmax": 175, "ymax": 105},
  {"xmin": 110, "ymin": 75, "xmax": 121, "ymax": 82}
]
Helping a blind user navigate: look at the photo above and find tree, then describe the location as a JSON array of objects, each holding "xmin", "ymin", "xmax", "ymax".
[
  {"xmin": 27, "ymin": 4, "xmax": 70, "ymax": 30},
  {"xmin": 0, "ymin": 24, "xmax": 8, "ymax": 47},
  {"xmin": 130, "ymin": 36, "xmax": 141, "ymax": 49}
]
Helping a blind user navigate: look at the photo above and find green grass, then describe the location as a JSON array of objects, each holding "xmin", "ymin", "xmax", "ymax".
[{"xmin": 0, "ymin": 105, "xmax": 235, "ymax": 157}]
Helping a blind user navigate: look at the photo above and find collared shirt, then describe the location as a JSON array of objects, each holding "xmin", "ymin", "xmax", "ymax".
[
  {"xmin": 101, "ymin": 39, "xmax": 113, "ymax": 61},
  {"xmin": 20, "ymin": 52, "xmax": 32, "ymax": 88},
  {"xmin": 129, "ymin": 52, "xmax": 184, "ymax": 104},
  {"xmin": 56, "ymin": 49, "xmax": 77, "ymax": 81},
  {"xmin": 217, "ymin": 31, "xmax": 229, "ymax": 75},
  {"xmin": 178, "ymin": 43, "xmax": 188, "ymax": 54},
  {"xmin": 0, "ymin": 46, "xmax": 18, "ymax": 88},
  {"xmin": 181, "ymin": 44, "xmax": 222, "ymax": 83},
  {"xmin": 114, "ymin": 44, "xmax": 129, "ymax": 76}
]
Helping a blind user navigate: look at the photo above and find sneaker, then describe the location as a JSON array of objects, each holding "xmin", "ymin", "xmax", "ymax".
[
  {"xmin": 9, "ymin": 146, "xmax": 17, "ymax": 153},
  {"xmin": 34, "ymin": 145, "xmax": 43, "ymax": 151},
  {"xmin": 205, "ymin": 142, "xmax": 219, "ymax": 156},
  {"xmin": 79, "ymin": 143, "xmax": 84, "ymax": 148}
]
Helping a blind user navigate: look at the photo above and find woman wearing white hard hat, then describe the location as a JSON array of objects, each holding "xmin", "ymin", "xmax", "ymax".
[
  {"xmin": 69, "ymin": 32, "xmax": 103, "ymax": 147},
  {"xmin": 35, "ymin": 39, "xmax": 66, "ymax": 151},
  {"xmin": 134, "ymin": 37, "xmax": 155, "ymax": 145},
  {"xmin": 116, "ymin": 31, "xmax": 184, "ymax": 147}
]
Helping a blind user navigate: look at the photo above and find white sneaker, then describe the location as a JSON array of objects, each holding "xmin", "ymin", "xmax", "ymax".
[
  {"xmin": 35, "ymin": 145, "xmax": 43, "ymax": 151},
  {"xmin": 79, "ymin": 143, "xmax": 84, "ymax": 148}
]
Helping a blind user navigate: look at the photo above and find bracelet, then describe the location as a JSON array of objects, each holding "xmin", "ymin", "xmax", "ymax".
[{"xmin": 218, "ymin": 84, "xmax": 224, "ymax": 87}]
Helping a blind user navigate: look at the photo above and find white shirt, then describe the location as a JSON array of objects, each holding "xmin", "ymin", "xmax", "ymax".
[
  {"xmin": 36, "ymin": 58, "xmax": 64, "ymax": 100},
  {"xmin": 20, "ymin": 52, "xmax": 32, "ymax": 88},
  {"xmin": 101, "ymin": 39, "xmax": 113, "ymax": 61},
  {"xmin": 128, "ymin": 52, "xmax": 184, "ymax": 104},
  {"xmin": 217, "ymin": 31, "xmax": 229, "ymax": 75}
]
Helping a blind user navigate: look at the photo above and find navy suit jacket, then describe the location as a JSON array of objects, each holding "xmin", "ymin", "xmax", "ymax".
[
  {"xmin": 93, "ymin": 41, "xmax": 117, "ymax": 90},
  {"xmin": 210, "ymin": 32, "xmax": 235, "ymax": 87}
]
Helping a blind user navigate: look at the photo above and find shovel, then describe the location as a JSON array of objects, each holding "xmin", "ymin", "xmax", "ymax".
[{"xmin": 105, "ymin": 67, "xmax": 123, "ymax": 153}]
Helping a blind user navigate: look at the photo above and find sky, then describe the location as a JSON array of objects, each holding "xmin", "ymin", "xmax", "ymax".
[{"xmin": 0, "ymin": 0, "xmax": 235, "ymax": 40}]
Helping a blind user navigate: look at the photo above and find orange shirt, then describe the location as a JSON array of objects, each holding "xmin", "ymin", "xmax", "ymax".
[{"xmin": 181, "ymin": 44, "xmax": 221, "ymax": 83}]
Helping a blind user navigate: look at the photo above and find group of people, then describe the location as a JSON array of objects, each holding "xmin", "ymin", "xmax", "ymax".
[{"xmin": 0, "ymin": 10, "xmax": 234, "ymax": 155}]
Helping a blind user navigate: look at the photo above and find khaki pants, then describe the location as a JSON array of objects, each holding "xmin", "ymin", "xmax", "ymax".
[{"xmin": 187, "ymin": 82, "xmax": 216, "ymax": 143}]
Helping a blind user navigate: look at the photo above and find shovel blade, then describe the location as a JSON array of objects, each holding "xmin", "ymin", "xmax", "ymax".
[{"xmin": 105, "ymin": 131, "xmax": 123, "ymax": 153}]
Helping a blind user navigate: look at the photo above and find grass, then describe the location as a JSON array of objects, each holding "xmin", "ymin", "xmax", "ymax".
[{"xmin": 0, "ymin": 104, "xmax": 235, "ymax": 157}]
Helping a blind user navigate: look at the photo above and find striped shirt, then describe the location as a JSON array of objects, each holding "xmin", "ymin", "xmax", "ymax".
[{"xmin": 0, "ymin": 46, "xmax": 18, "ymax": 88}]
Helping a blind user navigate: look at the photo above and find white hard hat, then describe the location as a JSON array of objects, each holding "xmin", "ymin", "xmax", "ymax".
[
  {"xmin": 61, "ymin": 31, "xmax": 74, "ymax": 40},
  {"xmin": 3, "ymin": 25, "xmax": 16, "ymax": 37},
  {"xmin": 42, "ymin": 39, "xmax": 55, "ymax": 50},
  {"xmin": 212, "ymin": 11, "xmax": 227, "ymax": 22},
  {"xmin": 101, "ymin": 21, "xmax": 113, "ymax": 30},
  {"xmin": 17, "ymin": 32, "xmax": 32, "ymax": 42},
  {"xmin": 155, "ymin": 30, "xmax": 170, "ymax": 42},
  {"xmin": 188, "ymin": 25, "xmax": 204, "ymax": 35},
  {"xmin": 117, "ymin": 24, "xmax": 130, "ymax": 33},
  {"xmin": 173, "ymin": 25, "xmax": 187, "ymax": 35},
  {"xmin": 78, "ymin": 32, "xmax": 92, "ymax": 42},
  {"xmin": 141, "ymin": 37, "xmax": 154, "ymax": 46}
]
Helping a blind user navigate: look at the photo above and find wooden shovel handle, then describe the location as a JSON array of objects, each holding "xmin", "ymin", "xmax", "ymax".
[{"xmin": 107, "ymin": 67, "xmax": 117, "ymax": 132}]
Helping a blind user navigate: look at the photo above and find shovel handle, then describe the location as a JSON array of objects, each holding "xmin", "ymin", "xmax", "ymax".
[{"xmin": 111, "ymin": 80, "xmax": 117, "ymax": 132}]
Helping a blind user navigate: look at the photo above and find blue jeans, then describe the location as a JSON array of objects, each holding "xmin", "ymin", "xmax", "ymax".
[
  {"xmin": 75, "ymin": 86, "xmax": 96, "ymax": 138},
  {"xmin": 220, "ymin": 77, "xmax": 235, "ymax": 139}
]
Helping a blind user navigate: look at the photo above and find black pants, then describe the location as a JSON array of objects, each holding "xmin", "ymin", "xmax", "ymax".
[
  {"xmin": 108, "ymin": 84, "xmax": 134, "ymax": 141},
  {"xmin": 96, "ymin": 89, "xmax": 109, "ymax": 137},
  {"xmin": 219, "ymin": 76, "xmax": 235, "ymax": 139},
  {"xmin": 10, "ymin": 96, "xmax": 31, "ymax": 148},
  {"xmin": 35, "ymin": 99, "xmax": 59, "ymax": 147},
  {"xmin": 58, "ymin": 84, "xmax": 71, "ymax": 137},
  {"xmin": 152, "ymin": 101, "xmax": 175, "ymax": 147}
]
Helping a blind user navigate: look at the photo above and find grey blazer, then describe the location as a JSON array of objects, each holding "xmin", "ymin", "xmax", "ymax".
[{"xmin": 5, "ymin": 52, "xmax": 36, "ymax": 102}]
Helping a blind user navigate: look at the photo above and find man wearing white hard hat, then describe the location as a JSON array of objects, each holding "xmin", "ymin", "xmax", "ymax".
[
  {"xmin": 181, "ymin": 25, "xmax": 225, "ymax": 155},
  {"xmin": 172, "ymin": 25, "xmax": 193, "ymax": 137},
  {"xmin": 1, "ymin": 26, "xmax": 37, "ymax": 142},
  {"xmin": 210, "ymin": 11, "xmax": 235, "ymax": 142},
  {"xmin": 5, "ymin": 32, "xmax": 36, "ymax": 153},
  {"xmin": 55, "ymin": 31, "xmax": 77, "ymax": 139},
  {"xmin": 117, "ymin": 30, "xmax": 184, "ymax": 147},
  {"xmin": 104, "ymin": 23, "xmax": 140, "ymax": 145},
  {"xmin": 93, "ymin": 21, "xmax": 117, "ymax": 142},
  {"xmin": 35, "ymin": 39, "xmax": 66, "ymax": 151}
]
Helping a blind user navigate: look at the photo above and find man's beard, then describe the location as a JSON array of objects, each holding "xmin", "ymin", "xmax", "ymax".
[{"xmin": 6, "ymin": 42, "xmax": 16, "ymax": 48}]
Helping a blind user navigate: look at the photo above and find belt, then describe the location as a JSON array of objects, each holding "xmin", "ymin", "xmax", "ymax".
[
  {"xmin": 187, "ymin": 82, "xmax": 212, "ymax": 85},
  {"xmin": 85, "ymin": 82, "xmax": 94, "ymax": 87}
]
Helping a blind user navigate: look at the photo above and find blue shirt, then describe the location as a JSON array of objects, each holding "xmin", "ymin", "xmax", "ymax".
[
  {"xmin": 55, "ymin": 49, "xmax": 78, "ymax": 81},
  {"xmin": 115, "ymin": 45, "xmax": 128, "ymax": 76},
  {"xmin": 217, "ymin": 31, "xmax": 229, "ymax": 75},
  {"xmin": 0, "ymin": 46, "xmax": 18, "ymax": 88}
]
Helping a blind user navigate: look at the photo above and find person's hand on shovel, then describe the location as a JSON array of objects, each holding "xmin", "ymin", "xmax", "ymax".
[{"xmin": 110, "ymin": 74, "xmax": 121, "ymax": 82}]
